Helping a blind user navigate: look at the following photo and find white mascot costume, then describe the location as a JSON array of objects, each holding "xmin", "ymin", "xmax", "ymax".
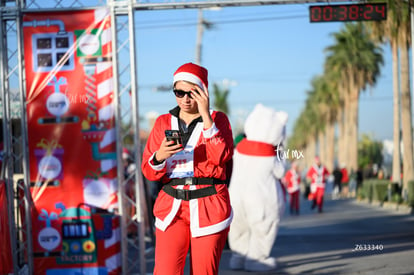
[{"xmin": 228, "ymin": 103, "xmax": 288, "ymax": 271}]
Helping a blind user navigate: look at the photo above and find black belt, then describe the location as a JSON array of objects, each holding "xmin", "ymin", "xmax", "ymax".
[
  {"xmin": 162, "ymin": 185, "xmax": 217, "ymax": 201},
  {"xmin": 168, "ymin": 177, "xmax": 225, "ymax": 186}
]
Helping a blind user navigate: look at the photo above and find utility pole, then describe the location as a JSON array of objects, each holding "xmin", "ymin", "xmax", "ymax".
[
  {"xmin": 195, "ymin": 9, "xmax": 204, "ymax": 65},
  {"xmin": 195, "ymin": 8, "xmax": 216, "ymax": 65}
]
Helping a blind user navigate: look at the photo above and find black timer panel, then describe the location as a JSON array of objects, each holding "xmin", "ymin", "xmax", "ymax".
[{"xmin": 310, "ymin": 3, "xmax": 387, "ymax": 23}]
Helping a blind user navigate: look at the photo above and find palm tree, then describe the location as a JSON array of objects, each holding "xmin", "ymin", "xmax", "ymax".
[
  {"xmin": 311, "ymin": 74, "xmax": 340, "ymax": 172},
  {"xmin": 289, "ymin": 73, "xmax": 341, "ymax": 172},
  {"xmin": 306, "ymin": 78, "xmax": 326, "ymax": 165},
  {"xmin": 212, "ymin": 83, "xmax": 230, "ymax": 115},
  {"xmin": 287, "ymin": 118, "xmax": 307, "ymax": 166},
  {"xmin": 333, "ymin": 78, "xmax": 348, "ymax": 168},
  {"xmin": 288, "ymin": 115, "xmax": 309, "ymax": 169},
  {"xmin": 366, "ymin": 0, "xmax": 413, "ymax": 195},
  {"xmin": 289, "ymin": 93, "xmax": 319, "ymax": 168},
  {"xmin": 365, "ymin": 0, "xmax": 401, "ymax": 184},
  {"xmin": 325, "ymin": 23, "xmax": 384, "ymax": 172},
  {"xmin": 396, "ymin": 2, "xmax": 414, "ymax": 196}
]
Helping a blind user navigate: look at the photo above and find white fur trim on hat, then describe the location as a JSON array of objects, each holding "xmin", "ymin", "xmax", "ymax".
[{"xmin": 173, "ymin": 72, "xmax": 204, "ymax": 89}]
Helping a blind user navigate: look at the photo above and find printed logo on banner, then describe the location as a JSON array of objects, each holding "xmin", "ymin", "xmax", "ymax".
[
  {"xmin": 82, "ymin": 169, "xmax": 117, "ymax": 210},
  {"xmin": 38, "ymin": 227, "xmax": 61, "ymax": 251},
  {"xmin": 35, "ymin": 139, "xmax": 64, "ymax": 181},
  {"xmin": 47, "ymin": 92, "xmax": 69, "ymax": 116},
  {"xmin": 38, "ymin": 209, "xmax": 61, "ymax": 251},
  {"xmin": 37, "ymin": 76, "xmax": 79, "ymax": 124},
  {"xmin": 78, "ymin": 34, "xmax": 100, "ymax": 56},
  {"xmin": 75, "ymin": 29, "xmax": 103, "ymax": 57},
  {"xmin": 38, "ymin": 155, "xmax": 62, "ymax": 180},
  {"xmin": 45, "ymin": 76, "xmax": 70, "ymax": 117}
]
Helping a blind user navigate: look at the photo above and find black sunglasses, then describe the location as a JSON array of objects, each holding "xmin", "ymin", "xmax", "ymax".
[{"xmin": 173, "ymin": 89, "xmax": 193, "ymax": 98}]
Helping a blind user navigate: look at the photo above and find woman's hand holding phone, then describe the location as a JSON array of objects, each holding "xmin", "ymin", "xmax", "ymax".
[{"xmin": 154, "ymin": 136, "xmax": 183, "ymax": 163}]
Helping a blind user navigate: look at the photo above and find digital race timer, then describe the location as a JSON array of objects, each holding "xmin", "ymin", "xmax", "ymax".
[{"xmin": 309, "ymin": 3, "xmax": 387, "ymax": 23}]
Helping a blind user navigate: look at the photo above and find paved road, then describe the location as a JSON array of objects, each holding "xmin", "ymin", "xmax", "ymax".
[
  {"xmin": 218, "ymin": 197, "xmax": 414, "ymax": 275},
  {"xmin": 141, "ymin": 196, "xmax": 414, "ymax": 274}
]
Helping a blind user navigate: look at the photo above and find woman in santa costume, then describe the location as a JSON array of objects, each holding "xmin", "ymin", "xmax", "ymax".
[
  {"xmin": 284, "ymin": 161, "xmax": 301, "ymax": 215},
  {"xmin": 306, "ymin": 156, "xmax": 330, "ymax": 213},
  {"xmin": 141, "ymin": 63, "xmax": 234, "ymax": 275}
]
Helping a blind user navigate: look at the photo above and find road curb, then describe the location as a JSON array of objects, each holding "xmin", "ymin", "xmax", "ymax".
[{"xmin": 354, "ymin": 199, "xmax": 413, "ymax": 215}]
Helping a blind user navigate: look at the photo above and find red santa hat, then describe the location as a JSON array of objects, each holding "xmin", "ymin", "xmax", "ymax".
[
  {"xmin": 173, "ymin": 63, "xmax": 208, "ymax": 89},
  {"xmin": 122, "ymin": 148, "xmax": 130, "ymax": 160}
]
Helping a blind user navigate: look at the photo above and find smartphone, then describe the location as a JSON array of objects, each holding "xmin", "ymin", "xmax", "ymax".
[{"xmin": 165, "ymin": 130, "xmax": 182, "ymax": 146}]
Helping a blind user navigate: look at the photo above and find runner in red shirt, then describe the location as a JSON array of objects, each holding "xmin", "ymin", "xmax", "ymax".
[
  {"xmin": 284, "ymin": 161, "xmax": 301, "ymax": 215},
  {"xmin": 306, "ymin": 156, "xmax": 330, "ymax": 213}
]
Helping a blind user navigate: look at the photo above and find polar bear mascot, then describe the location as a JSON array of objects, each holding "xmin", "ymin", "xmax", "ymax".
[{"xmin": 228, "ymin": 103, "xmax": 288, "ymax": 271}]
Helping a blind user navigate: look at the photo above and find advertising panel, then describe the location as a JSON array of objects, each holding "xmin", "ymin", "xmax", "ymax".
[{"xmin": 23, "ymin": 8, "xmax": 121, "ymax": 274}]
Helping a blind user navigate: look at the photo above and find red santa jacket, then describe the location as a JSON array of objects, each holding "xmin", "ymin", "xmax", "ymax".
[
  {"xmin": 306, "ymin": 164, "xmax": 330, "ymax": 189},
  {"xmin": 341, "ymin": 167, "xmax": 349, "ymax": 184},
  {"xmin": 284, "ymin": 169, "xmax": 300, "ymax": 194},
  {"xmin": 142, "ymin": 108, "xmax": 234, "ymax": 237}
]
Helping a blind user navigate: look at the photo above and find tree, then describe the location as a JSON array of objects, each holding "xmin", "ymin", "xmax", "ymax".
[
  {"xmin": 288, "ymin": 92, "xmax": 319, "ymax": 168},
  {"xmin": 325, "ymin": 23, "xmax": 383, "ymax": 172},
  {"xmin": 366, "ymin": 0, "xmax": 413, "ymax": 196},
  {"xmin": 358, "ymin": 134, "xmax": 383, "ymax": 171},
  {"xmin": 396, "ymin": 2, "xmax": 414, "ymax": 196},
  {"xmin": 212, "ymin": 83, "xmax": 230, "ymax": 115},
  {"xmin": 311, "ymin": 74, "xmax": 340, "ymax": 172},
  {"xmin": 365, "ymin": 1, "xmax": 401, "ymax": 184}
]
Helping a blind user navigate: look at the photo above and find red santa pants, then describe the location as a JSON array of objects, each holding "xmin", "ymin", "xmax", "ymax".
[
  {"xmin": 153, "ymin": 201, "xmax": 229, "ymax": 275},
  {"xmin": 289, "ymin": 190, "xmax": 300, "ymax": 212},
  {"xmin": 314, "ymin": 187, "xmax": 325, "ymax": 211}
]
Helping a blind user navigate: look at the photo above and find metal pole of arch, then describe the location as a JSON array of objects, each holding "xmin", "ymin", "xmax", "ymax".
[
  {"xmin": 132, "ymin": 0, "xmax": 361, "ymax": 11},
  {"xmin": 0, "ymin": 8, "xmax": 20, "ymax": 274},
  {"xmin": 16, "ymin": 2, "xmax": 35, "ymax": 272},
  {"xmin": 110, "ymin": 0, "xmax": 147, "ymax": 273},
  {"xmin": 127, "ymin": 0, "xmax": 147, "ymax": 273},
  {"xmin": 109, "ymin": 2, "xmax": 130, "ymax": 274}
]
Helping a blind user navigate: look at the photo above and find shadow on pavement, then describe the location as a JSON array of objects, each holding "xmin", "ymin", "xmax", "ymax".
[{"xmin": 218, "ymin": 198, "xmax": 414, "ymax": 274}]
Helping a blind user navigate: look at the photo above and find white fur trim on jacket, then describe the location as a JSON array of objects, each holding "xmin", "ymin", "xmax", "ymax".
[
  {"xmin": 154, "ymin": 186, "xmax": 183, "ymax": 231},
  {"xmin": 189, "ymin": 185, "xmax": 233, "ymax": 237},
  {"xmin": 202, "ymin": 122, "xmax": 219, "ymax": 138},
  {"xmin": 154, "ymin": 185, "xmax": 233, "ymax": 237},
  {"xmin": 149, "ymin": 152, "xmax": 166, "ymax": 170}
]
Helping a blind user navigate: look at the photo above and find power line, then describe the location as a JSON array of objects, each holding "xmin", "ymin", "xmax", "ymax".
[
  {"xmin": 134, "ymin": 8, "xmax": 306, "ymax": 25},
  {"xmin": 139, "ymin": 96, "xmax": 394, "ymax": 107},
  {"xmin": 135, "ymin": 13, "xmax": 307, "ymax": 29}
]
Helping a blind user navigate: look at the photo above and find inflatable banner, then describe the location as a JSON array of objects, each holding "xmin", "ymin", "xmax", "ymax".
[{"xmin": 23, "ymin": 8, "xmax": 121, "ymax": 274}]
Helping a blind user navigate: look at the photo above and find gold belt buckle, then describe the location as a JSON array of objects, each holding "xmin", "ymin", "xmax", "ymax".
[{"xmin": 184, "ymin": 178, "xmax": 193, "ymax": 185}]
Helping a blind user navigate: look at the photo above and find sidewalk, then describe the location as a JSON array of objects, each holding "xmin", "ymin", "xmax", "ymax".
[{"xmin": 355, "ymin": 199, "xmax": 413, "ymax": 215}]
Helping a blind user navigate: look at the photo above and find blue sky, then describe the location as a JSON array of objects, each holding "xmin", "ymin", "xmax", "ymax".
[{"xmin": 134, "ymin": 3, "xmax": 397, "ymax": 141}]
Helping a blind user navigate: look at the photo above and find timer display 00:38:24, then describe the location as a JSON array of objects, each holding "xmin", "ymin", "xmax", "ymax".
[{"xmin": 309, "ymin": 3, "xmax": 387, "ymax": 23}]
